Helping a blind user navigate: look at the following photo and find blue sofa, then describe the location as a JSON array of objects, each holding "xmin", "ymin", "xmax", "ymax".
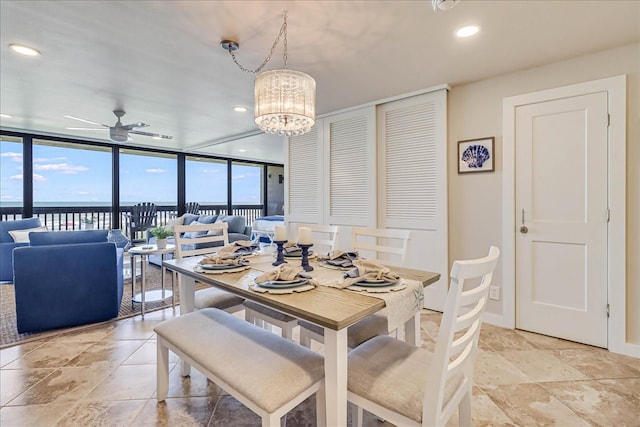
[
  {"xmin": 12, "ymin": 230, "xmax": 124, "ymax": 334},
  {"xmin": 147, "ymin": 214, "xmax": 252, "ymax": 266},
  {"xmin": 0, "ymin": 217, "xmax": 43, "ymax": 282}
]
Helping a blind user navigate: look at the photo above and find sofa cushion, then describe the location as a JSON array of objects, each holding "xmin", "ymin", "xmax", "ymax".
[
  {"xmin": 29, "ymin": 230, "xmax": 109, "ymax": 246},
  {"xmin": 0, "ymin": 218, "xmax": 42, "ymax": 243},
  {"xmin": 216, "ymin": 215, "xmax": 246, "ymax": 234},
  {"xmin": 8, "ymin": 226, "xmax": 48, "ymax": 243},
  {"xmin": 198, "ymin": 215, "xmax": 218, "ymax": 224},
  {"xmin": 183, "ymin": 221, "xmax": 209, "ymax": 239},
  {"xmin": 182, "ymin": 213, "xmax": 201, "ymax": 225}
]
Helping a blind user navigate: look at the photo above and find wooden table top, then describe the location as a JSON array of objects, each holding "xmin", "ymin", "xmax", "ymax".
[{"xmin": 164, "ymin": 254, "xmax": 440, "ymax": 331}]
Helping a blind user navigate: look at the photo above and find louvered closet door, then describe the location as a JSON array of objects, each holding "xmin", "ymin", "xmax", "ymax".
[
  {"xmin": 378, "ymin": 90, "xmax": 448, "ymax": 309},
  {"xmin": 286, "ymin": 125, "xmax": 322, "ymax": 224},
  {"xmin": 323, "ymin": 107, "xmax": 377, "ymax": 227}
]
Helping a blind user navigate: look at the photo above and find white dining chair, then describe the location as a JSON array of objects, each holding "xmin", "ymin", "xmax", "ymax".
[
  {"xmin": 350, "ymin": 226, "xmax": 411, "ymax": 266},
  {"xmin": 299, "ymin": 226, "xmax": 412, "ymax": 349},
  {"xmin": 347, "ymin": 246, "xmax": 500, "ymax": 427},
  {"xmin": 173, "ymin": 222, "xmax": 245, "ymax": 313},
  {"xmin": 246, "ymin": 223, "xmax": 341, "ymax": 341},
  {"xmin": 290, "ymin": 223, "xmax": 340, "ymax": 254}
]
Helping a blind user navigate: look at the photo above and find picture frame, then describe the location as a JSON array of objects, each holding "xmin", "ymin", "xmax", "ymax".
[{"xmin": 458, "ymin": 137, "xmax": 495, "ymax": 174}]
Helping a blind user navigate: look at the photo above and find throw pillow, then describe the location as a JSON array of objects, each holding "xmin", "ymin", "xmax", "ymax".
[
  {"xmin": 183, "ymin": 221, "xmax": 209, "ymax": 239},
  {"xmin": 206, "ymin": 223, "xmax": 227, "ymax": 237},
  {"xmin": 215, "ymin": 215, "xmax": 246, "ymax": 234},
  {"xmin": 8, "ymin": 226, "xmax": 48, "ymax": 243},
  {"xmin": 197, "ymin": 215, "xmax": 217, "ymax": 224},
  {"xmin": 166, "ymin": 215, "xmax": 185, "ymax": 231}
]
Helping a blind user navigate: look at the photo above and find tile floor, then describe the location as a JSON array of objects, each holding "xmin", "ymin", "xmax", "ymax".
[{"xmin": 1, "ymin": 308, "xmax": 639, "ymax": 427}]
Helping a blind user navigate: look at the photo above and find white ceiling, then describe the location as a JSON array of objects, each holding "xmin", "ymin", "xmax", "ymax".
[{"xmin": 1, "ymin": 1, "xmax": 638, "ymax": 164}]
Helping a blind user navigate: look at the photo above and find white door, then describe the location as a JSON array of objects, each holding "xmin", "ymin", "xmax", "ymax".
[{"xmin": 515, "ymin": 92, "xmax": 608, "ymax": 347}]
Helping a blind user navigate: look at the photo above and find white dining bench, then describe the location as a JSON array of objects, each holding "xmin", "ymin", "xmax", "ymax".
[{"xmin": 154, "ymin": 308, "xmax": 325, "ymax": 427}]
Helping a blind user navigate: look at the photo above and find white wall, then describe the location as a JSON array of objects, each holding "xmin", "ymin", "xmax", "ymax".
[{"xmin": 448, "ymin": 43, "xmax": 639, "ymax": 346}]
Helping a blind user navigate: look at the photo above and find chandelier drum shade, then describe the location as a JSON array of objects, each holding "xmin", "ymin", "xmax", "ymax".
[
  {"xmin": 254, "ymin": 69, "xmax": 315, "ymax": 136},
  {"xmin": 222, "ymin": 11, "xmax": 316, "ymax": 137}
]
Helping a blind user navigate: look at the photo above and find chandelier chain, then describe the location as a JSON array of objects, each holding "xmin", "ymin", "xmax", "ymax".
[{"xmin": 227, "ymin": 11, "xmax": 288, "ymax": 74}]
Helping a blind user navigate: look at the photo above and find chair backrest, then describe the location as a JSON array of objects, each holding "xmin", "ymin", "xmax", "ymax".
[
  {"xmin": 173, "ymin": 222, "xmax": 229, "ymax": 259},
  {"xmin": 350, "ymin": 226, "xmax": 411, "ymax": 266},
  {"xmin": 185, "ymin": 202, "xmax": 200, "ymax": 215},
  {"xmin": 423, "ymin": 246, "xmax": 500, "ymax": 426},
  {"xmin": 291, "ymin": 223, "xmax": 339, "ymax": 254},
  {"xmin": 128, "ymin": 202, "xmax": 157, "ymax": 241}
]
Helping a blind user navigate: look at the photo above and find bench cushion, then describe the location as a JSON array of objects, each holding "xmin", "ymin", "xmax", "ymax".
[{"xmin": 154, "ymin": 308, "xmax": 324, "ymax": 413}]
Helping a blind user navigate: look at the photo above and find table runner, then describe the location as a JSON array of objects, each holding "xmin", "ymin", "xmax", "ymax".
[{"xmin": 248, "ymin": 254, "xmax": 424, "ymax": 332}]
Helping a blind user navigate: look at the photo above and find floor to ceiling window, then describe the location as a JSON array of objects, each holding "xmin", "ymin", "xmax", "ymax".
[
  {"xmin": 32, "ymin": 139, "xmax": 112, "ymax": 206},
  {"xmin": 32, "ymin": 139, "xmax": 112, "ymax": 229},
  {"xmin": 185, "ymin": 156, "xmax": 228, "ymax": 211},
  {"xmin": 119, "ymin": 149, "xmax": 177, "ymax": 207},
  {"xmin": 0, "ymin": 135, "xmax": 23, "ymax": 216}
]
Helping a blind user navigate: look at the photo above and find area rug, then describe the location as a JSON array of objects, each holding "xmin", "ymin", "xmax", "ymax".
[{"xmin": 0, "ymin": 264, "xmax": 182, "ymax": 348}]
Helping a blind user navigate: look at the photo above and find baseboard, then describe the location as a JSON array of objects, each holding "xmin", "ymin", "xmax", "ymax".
[
  {"xmin": 609, "ymin": 342, "xmax": 640, "ymax": 359},
  {"xmin": 482, "ymin": 312, "xmax": 510, "ymax": 329}
]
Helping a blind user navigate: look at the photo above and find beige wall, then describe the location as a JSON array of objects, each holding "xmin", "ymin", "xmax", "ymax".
[{"xmin": 447, "ymin": 43, "xmax": 639, "ymax": 345}]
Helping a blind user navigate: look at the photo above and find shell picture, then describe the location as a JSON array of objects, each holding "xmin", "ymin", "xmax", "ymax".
[{"xmin": 461, "ymin": 144, "xmax": 491, "ymax": 168}]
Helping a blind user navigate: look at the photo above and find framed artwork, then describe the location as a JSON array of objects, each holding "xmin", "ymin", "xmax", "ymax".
[{"xmin": 458, "ymin": 137, "xmax": 495, "ymax": 174}]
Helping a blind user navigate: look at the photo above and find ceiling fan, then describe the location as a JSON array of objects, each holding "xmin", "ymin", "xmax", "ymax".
[{"xmin": 65, "ymin": 110, "xmax": 173, "ymax": 142}]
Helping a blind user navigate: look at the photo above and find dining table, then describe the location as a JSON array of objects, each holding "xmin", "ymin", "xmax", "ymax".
[{"xmin": 163, "ymin": 251, "xmax": 440, "ymax": 426}]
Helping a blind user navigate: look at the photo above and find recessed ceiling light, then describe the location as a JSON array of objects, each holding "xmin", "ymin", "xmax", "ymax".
[
  {"xmin": 0, "ymin": 113, "xmax": 13, "ymax": 119},
  {"xmin": 9, "ymin": 43, "xmax": 41, "ymax": 56},
  {"xmin": 234, "ymin": 106, "xmax": 248, "ymax": 113},
  {"xmin": 456, "ymin": 25, "xmax": 480, "ymax": 38},
  {"xmin": 238, "ymin": 149, "xmax": 247, "ymax": 153},
  {"xmin": 152, "ymin": 136, "xmax": 162, "ymax": 140}
]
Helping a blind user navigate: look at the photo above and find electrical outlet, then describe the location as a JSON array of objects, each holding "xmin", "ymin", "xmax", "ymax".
[{"xmin": 489, "ymin": 286, "xmax": 501, "ymax": 301}]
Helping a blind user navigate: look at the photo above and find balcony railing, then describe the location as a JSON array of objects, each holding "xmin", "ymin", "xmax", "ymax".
[{"xmin": 1, "ymin": 204, "xmax": 266, "ymax": 241}]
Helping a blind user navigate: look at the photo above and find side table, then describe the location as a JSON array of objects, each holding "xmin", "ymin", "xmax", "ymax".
[{"xmin": 128, "ymin": 244, "xmax": 176, "ymax": 317}]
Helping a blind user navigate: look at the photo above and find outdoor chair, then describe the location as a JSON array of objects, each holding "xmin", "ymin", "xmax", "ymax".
[
  {"xmin": 125, "ymin": 202, "xmax": 157, "ymax": 244},
  {"xmin": 299, "ymin": 226, "xmax": 412, "ymax": 349},
  {"xmin": 347, "ymin": 246, "xmax": 500, "ymax": 427},
  {"xmin": 184, "ymin": 202, "xmax": 200, "ymax": 214}
]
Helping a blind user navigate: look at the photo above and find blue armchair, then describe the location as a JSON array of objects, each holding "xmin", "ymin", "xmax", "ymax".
[
  {"xmin": 12, "ymin": 230, "xmax": 124, "ymax": 334},
  {"xmin": 0, "ymin": 217, "xmax": 43, "ymax": 282}
]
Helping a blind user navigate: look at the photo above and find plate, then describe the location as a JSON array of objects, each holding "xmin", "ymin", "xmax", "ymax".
[
  {"xmin": 256, "ymin": 279, "xmax": 309, "ymax": 289},
  {"xmin": 199, "ymin": 263, "xmax": 243, "ymax": 270},
  {"xmin": 354, "ymin": 279, "xmax": 395, "ymax": 287}
]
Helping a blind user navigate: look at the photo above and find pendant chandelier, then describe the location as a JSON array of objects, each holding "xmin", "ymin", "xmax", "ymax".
[{"xmin": 221, "ymin": 12, "xmax": 316, "ymax": 137}]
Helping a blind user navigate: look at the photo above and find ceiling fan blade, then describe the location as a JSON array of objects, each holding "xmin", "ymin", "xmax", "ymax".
[
  {"xmin": 122, "ymin": 122, "xmax": 149, "ymax": 130},
  {"xmin": 64, "ymin": 115, "xmax": 109, "ymax": 127},
  {"xmin": 129, "ymin": 130, "xmax": 173, "ymax": 139},
  {"xmin": 66, "ymin": 127, "xmax": 107, "ymax": 131}
]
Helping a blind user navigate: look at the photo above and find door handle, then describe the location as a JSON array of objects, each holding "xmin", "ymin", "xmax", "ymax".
[{"xmin": 520, "ymin": 225, "xmax": 528, "ymax": 234}]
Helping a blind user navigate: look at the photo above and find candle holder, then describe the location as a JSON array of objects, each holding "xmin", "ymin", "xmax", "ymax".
[
  {"xmin": 299, "ymin": 243, "xmax": 314, "ymax": 272},
  {"xmin": 272, "ymin": 240, "xmax": 288, "ymax": 266}
]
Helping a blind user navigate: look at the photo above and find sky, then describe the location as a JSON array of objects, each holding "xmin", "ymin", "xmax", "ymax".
[{"xmin": 0, "ymin": 138, "xmax": 262, "ymax": 206}]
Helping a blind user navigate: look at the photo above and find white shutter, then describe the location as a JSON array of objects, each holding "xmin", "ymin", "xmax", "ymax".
[
  {"xmin": 286, "ymin": 124, "xmax": 322, "ymax": 223},
  {"xmin": 324, "ymin": 107, "xmax": 376, "ymax": 226},
  {"xmin": 380, "ymin": 92, "xmax": 445, "ymax": 230},
  {"xmin": 377, "ymin": 89, "xmax": 448, "ymax": 311}
]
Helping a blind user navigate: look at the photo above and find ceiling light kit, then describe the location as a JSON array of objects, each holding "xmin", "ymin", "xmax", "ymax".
[
  {"xmin": 9, "ymin": 43, "xmax": 41, "ymax": 56},
  {"xmin": 456, "ymin": 25, "xmax": 480, "ymax": 38},
  {"xmin": 221, "ymin": 11, "xmax": 316, "ymax": 137}
]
